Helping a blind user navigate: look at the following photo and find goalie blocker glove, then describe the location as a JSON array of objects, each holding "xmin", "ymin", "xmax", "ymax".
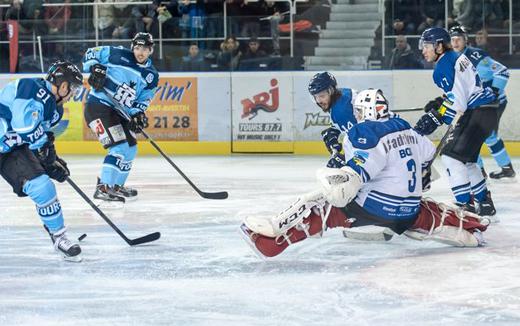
[{"xmin": 88, "ymin": 63, "xmax": 107, "ymax": 91}]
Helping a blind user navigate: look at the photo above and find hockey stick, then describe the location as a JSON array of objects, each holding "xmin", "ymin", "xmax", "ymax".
[
  {"xmin": 393, "ymin": 107, "xmax": 424, "ymax": 113},
  {"xmin": 140, "ymin": 129, "xmax": 229, "ymax": 200},
  {"xmin": 424, "ymin": 111, "xmax": 463, "ymax": 171},
  {"xmin": 66, "ymin": 177, "xmax": 161, "ymax": 246}
]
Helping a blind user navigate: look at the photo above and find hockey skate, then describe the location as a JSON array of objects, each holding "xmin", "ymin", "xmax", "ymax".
[
  {"xmin": 94, "ymin": 179, "xmax": 125, "ymax": 203},
  {"xmin": 47, "ymin": 227, "xmax": 82, "ymax": 262},
  {"xmin": 475, "ymin": 191, "xmax": 498, "ymax": 222},
  {"xmin": 489, "ymin": 163, "xmax": 516, "ymax": 181},
  {"xmin": 114, "ymin": 184, "xmax": 138, "ymax": 200}
]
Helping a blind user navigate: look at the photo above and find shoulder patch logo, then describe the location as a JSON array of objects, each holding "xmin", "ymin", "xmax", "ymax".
[{"xmin": 146, "ymin": 73, "xmax": 154, "ymax": 84}]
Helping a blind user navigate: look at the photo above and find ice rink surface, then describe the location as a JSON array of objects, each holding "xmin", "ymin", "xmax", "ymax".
[{"xmin": 1, "ymin": 155, "xmax": 519, "ymax": 326}]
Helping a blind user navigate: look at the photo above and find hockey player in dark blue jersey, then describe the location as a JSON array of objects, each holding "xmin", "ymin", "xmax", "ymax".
[
  {"xmin": 240, "ymin": 89, "xmax": 489, "ymax": 258},
  {"xmin": 414, "ymin": 27, "xmax": 498, "ymax": 219},
  {"xmin": 82, "ymin": 32, "xmax": 159, "ymax": 202},
  {"xmin": 449, "ymin": 25, "xmax": 515, "ymax": 180},
  {"xmin": 0, "ymin": 61, "xmax": 84, "ymax": 261},
  {"xmin": 308, "ymin": 72, "xmax": 358, "ymax": 168}
]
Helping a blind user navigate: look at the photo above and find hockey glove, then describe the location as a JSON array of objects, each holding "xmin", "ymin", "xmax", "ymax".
[
  {"xmin": 129, "ymin": 112, "xmax": 147, "ymax": 133},
  {"xmin": 88, "ymin": 63, "xmax": 107, "ymax": 91},
  {"xmin": 326, "ymin": 152, "xmax": 346, "ymax": 168},
  {"xmin": 321, "ymin": 127, "xmax": 342, "ymax": 154},
  {"xmin": 33, "ymin": 132, "xmax": 57, "ymax": 166},
  {"xmin": 414, "ymin": 109, "xmax": 443, "ymax": 135},
  {"xmin": 45, "ymin": 157, "xmax": 70, "ymax": 183},
  {"xmin": 422, "ymin": 166, "xmax": 432, "ymax": 192},
  {"xmin": 491, "ymin": 86, "xmax": 500, "ymax": 98},
  {"xmin": 423, "ymin": 96, "xmax": 444, "ymax": 112},
  {"xmin": 437, "ymin": 99, "xmax": 457, "ymax": 125}
]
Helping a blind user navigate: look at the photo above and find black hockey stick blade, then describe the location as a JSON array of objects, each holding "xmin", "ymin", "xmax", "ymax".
[
  {"xmin": 141, "ymin": 130, "xmax": 229, "ymax": 200},
  {"xmin": 128, "ymin": 231, "xmax": 161, "ymax": 246},
  {"xmin": 66, "ymin": 178, "xmax": 161, "ymax": 246}
]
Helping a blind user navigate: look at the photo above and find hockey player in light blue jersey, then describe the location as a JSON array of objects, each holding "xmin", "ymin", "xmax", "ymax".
[
  {"xmin": 449, "ymin": 25, "xmax": 515, "ymax": 180},
  {"xmin": 414, "ymin": 27, "xmax": 498, "ymax": 219},
  {"xmin": 82, "ymin": 32, "xmax": 159, "ymax": 202},
  {"xmin": 308, "ymin": 72, "xmax": 358, "ymax": 168},
  {"xmin": 0, "ymin": 61, "xmax": 83, "ymax": 261},
  {"xmin": 240, "ymin": 89, "xmax": 489, "ymax": 258}
]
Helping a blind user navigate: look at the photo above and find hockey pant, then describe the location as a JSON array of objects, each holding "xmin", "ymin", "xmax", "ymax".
[{"xmin": 241, "ymin": 198, "xmax": 488, "ymax": 258}]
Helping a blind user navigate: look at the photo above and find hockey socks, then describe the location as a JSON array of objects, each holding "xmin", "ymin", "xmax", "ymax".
[
  {"xmin": 485, "ymin": 132, "xmax": 511, "ymax": 168},
  {"xmin": 23, "ymin": 175, "xmax": 64, "ymax": 232}
]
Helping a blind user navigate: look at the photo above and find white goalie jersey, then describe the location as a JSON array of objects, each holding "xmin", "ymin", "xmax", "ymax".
[{"xmin": 343, "ymin": 117, "xmax": 436, "ymax": 220}]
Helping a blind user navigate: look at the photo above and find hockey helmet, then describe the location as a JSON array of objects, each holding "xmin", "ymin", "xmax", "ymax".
[
  {"xmin": 419, "ymin": 27, "xmax": 451, "ymax": 50},
  {"xmin": 132, "ymin": 32, "xmax": 154, "ymax": 50},
  {"xmin": 308, "ymin": 72, "xmax": 337, "ymax": 96},
  {"xmin": 46, "ymin": 61, "xmax": 83, "ymax": 97},
  {"xmin": 353, "ymin": 89, "xmax": 389, "ymax": 122},
  {"xmin": 449, "ymin": 25, "xmax": 468, "ymax": 40}
]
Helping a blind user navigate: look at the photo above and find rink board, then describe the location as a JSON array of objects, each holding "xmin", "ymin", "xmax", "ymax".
[{"xmin": 1, "ymin": 71, "xmax": 519, "ymax": 155}]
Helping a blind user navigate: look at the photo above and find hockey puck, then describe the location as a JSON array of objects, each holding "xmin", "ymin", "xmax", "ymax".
[{"xmin": 78, "ymin": 233, "xmax": 87, "ymax": 241}]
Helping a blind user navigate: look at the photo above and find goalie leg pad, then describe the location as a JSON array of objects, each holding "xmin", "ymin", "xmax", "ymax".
[
  {"xmin": 405, "ymin": 198, "xmax": 489, "ymax": 247},
  {"xmin": 240, "ymin": 207, "xmax": 351, "ymax": 258}
]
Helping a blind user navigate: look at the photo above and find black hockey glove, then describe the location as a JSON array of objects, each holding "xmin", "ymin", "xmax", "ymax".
[
  {"xmin": 422, "ymin": 166, "xmax": 432, "ymax": 192},
  {"xmin": 321, "ymin": 127, "xmax": 342, "ymax": 154},
  {"xmin": 129, "ymin": 112, "xmax": 147, "ymax": 133},
  {"xmin": 88, "ymin": 63, "xmax": 107, "ymax": 91},
  {"xmin": 33, "ymin": 132, "xmax": 57, "ymax": 167},
  {"xmin": 491, "ymin": 86, "xmax": 500, "ymax": 98},
  {"xmin": 414, "ymin": 109, "xmax": 443, "ymax": 136},
  {"xmin": 424, "ymin": 96, "xmax": 444, "ymax": 112},
  {"xmin": 326, "ymin": 152, "xmax": 346, "ymax": 169},
  {"xmin": 45, "ymin": 157, "xmax": 70, "ymax": 183}
]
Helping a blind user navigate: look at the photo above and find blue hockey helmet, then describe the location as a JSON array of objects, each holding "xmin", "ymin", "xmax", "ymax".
[
  {"xmin": 308, "ymin": 72, "xmax": 337, "ymax": 96},
  {"xmin": 419, "ymin": 27, "xmax": 451, "ymax": 50}
]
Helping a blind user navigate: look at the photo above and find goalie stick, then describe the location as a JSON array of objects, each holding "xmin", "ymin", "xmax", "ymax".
[
  {"xmin": 392, "ymin": 107, "xmax": 424, "ymax": 113},
  {"xmin": 66, "ymin": 177, "xmax": 161, "ymax": 246},
  {"xmin": 140, "ymin": 129, "xmax": 228, "ymax": 200}
]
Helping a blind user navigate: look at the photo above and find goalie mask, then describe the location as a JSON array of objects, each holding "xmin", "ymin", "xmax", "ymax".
[{"xmin": 353, "ymin": 89, "xmax": 389, "ymax": 123}]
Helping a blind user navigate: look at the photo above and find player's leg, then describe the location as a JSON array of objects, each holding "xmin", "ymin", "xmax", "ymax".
[
  {"xmin": 405, "ymin": 198, "xmax": 489, "ymax": 247},
  {"xmin": 112, "ymin": 118, "xmax": 138, "ymax": 199},
  {"xmin": 240, "ymin": 191, "xmax": 352, "ymax": 258},
  {"xmin": 84, "ymin": 102, "xmax": 127, "ymax": 202},
  {"xmin": 0, "ymin": 146, "xmax": 81, "ymax": 260},
  {"xmin": 487, "ymin": 101, "xmax": 515, "ymax": 180}
]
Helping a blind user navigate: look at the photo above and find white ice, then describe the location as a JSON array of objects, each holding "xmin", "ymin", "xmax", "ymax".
[{"xmin": 1, "ymin": 155, "xmax": 520, "ymax": 326}]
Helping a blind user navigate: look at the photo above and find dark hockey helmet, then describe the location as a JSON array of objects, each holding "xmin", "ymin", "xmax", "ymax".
[
  {"xmin": 419, "ymin": 27, "xmax": 451, "ymax": 50},
  {"xmin": 131, "ymin": 32, "xmax": 154, "ymax": 50},
  {"xmin": 308, "ymin": 72, "xmax": 337, "ymax": 96},
  {"xmin": 449, "ymin": 25, "xmax": 468, "ymax": 39},
  {"xmin": 46, "ymin": 61, "xmax": 83, "ymax": 94}
]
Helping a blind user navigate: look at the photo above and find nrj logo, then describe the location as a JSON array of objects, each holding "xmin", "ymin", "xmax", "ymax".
[{"xmin": 241, "ymin": 79, "xmax": 279, "ymax": 120}]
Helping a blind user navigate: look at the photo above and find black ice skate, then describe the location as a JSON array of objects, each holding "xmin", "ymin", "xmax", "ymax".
[
  {"xmin": 489, "ymin": 163, "xmax": 516, "ymax": 180},
  {"xmin": 455, "ymin": 201, "xmax": 477, "ymax": 215},
  {"xmin": 476, "ymin": 191, "xmax": 498, "ymax": 222},
  {"xmin": 114, "ymin": 184, "xmax": 138, "ymax": 199},
  {"xmin": 94, "ymin": 179, "xmax": 125, "ymax": 202},
  {"xmin": 46, "ymin": 227, "xmax": 82, "ymax": 262}
]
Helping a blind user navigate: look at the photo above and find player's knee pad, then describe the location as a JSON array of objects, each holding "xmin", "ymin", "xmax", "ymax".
[
  {"xmin": 405, "ymin": 198, "xmax": 489, "ymax": 247},
  {"xmin": 22, "ymin": 174, "xmax": 64, "ymax": 232},
  {"xmin": 240, "ymin": 191, "xmax": 351, "ymax": 258}
]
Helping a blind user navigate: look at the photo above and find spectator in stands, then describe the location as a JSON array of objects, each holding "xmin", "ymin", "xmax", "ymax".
[
  {"xmin": 44, "ymin": 0, "xmax": 71, "ymax": 35},
  {"xmin": 474, "ymin": 29, "xmax": 500, "ymax": 57},
  {"xmin": 417, "ymin": 0, "xmax": 446, "ymax": 34},
  {"xmin": 178, "ymin": 0, "xmax": 206, "ymax": 47},
  {"xmin": 386, "ymin": 0, "xmax": 420, "ymax": 35},
  {"xmin": 155, "ymin": 0, "xmax": 182, "ymax": 38},
  {"xmin": 132, "ymin": 3, "xmax": 159, "ymax": 36},
  {"xmin": 94, "ymin": 0, "xmax": 115, "ymax": 39},
  {"xmin": 181, "ymin": 43, "xmax": 206, "ymax": 71},
  {"xmin": 112, "ymin": 2, "xmax": 135, "ymax": 39},
  {"xmin": 240, "ymin": 0, "xmax": 262, "ymax": 38},
  {"xmin": 217, "ymin": 35, "xmax": 241, "ymax": 70},
  {"xmin": 239, "ymin": 36, "xmax": 269, "ymax": 70},
  {"xmin": 387, "ymin": 35, "xmax": 422, "ymax": 69},
  {"xmin": 260, "ymin": 0, "xmax": 289, "ymax": 56},
  {"xmin": 225, "ymin": 0, "xmax": 243, "ymax": 38}
]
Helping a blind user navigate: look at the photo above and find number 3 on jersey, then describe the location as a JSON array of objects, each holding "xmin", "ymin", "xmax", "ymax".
[{"xmin": 399, "ymin": 148, "xmax": 416, "ymax": 192}]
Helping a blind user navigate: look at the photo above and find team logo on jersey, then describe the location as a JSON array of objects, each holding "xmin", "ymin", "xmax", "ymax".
[
  {"xmin": 146, "ymin": 73, "xmax": 154, "ymax": 84},
  {"xmin": 114, "ymin": 82, "xmax": 137, "ymax": 108},
  {"xmin": 32, "ymin": 111, "xmax": 39, "ymax": 121},
  {"xmin": 241, "ymin": 79, "xmax": 279, "ymax": 120}
]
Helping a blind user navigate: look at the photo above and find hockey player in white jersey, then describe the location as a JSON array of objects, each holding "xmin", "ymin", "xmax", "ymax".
[
  {"xmin": 82, "ymin": 32, "xmax": 159, "ymax": 202},
  {"xmin": 239, "ymin": 89, "xmax": 489, "ymax": 258},
  {"xmin": 0, "ymin": 61, "xmax": 83, "ymax": 261},
  {"xmin": 414, "ymin": 27, "xmax": 498, "ymax": 219}
]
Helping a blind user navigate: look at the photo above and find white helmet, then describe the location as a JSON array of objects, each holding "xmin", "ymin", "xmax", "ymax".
[{"xmin": 353, "ymin": 89, "xmax": 389, "ymax": 122}]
